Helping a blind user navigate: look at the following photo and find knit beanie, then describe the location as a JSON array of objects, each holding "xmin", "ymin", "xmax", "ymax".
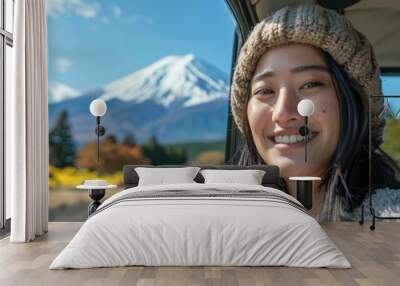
[{"xmin": 230, "ymin": 4, "xmax": 385, "ymax": 146}]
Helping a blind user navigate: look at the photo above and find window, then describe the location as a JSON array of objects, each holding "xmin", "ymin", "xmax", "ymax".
[
  {"xmin": 382, "ymin": 75, "xmax": 400, "ymax": 96},
  {"xmin": 1, "ymin": 0, "xmax": 14, "ymax": 229},
  {"xmin": 372, "ymin": 75, "xmax": 400, "ymax": 216},
  {"xmin": 380, "ymin": 75, "xmax": 400, "ymax": 164},
  {"xmin": 47, "ymin": 0, "xmax": 236, "ymax": 221}
]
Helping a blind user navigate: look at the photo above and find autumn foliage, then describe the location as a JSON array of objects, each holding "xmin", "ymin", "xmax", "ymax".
[
  {"xmin": 193, "ymin": 150, "xmax": 224, "ymax": 165},
  {"xmin": 75, "ymin": 137, "xmax": 150, "ymax": 174}
]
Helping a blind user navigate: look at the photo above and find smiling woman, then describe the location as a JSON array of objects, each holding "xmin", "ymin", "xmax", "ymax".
[
  {"xmin": 230, "ymin": 4, "xmax": 400, "ymax": 222},
  {"xmin": 248, "ymin": 44, "xmax": 340, "ymax": 187}
]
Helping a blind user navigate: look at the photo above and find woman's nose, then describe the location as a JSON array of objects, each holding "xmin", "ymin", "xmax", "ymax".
[{"xmin": 271, "ymin": 86, "xmax": 302, "ymax": 125}]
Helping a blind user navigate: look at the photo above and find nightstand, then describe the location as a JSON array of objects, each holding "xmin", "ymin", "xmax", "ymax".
[
  {"xmin": 77, "ymin": 184, "xmax": 117, "ymax": 216},
  {"xmin": 289, "ymin": 176, "xmax": 321, "ymax": 210}
]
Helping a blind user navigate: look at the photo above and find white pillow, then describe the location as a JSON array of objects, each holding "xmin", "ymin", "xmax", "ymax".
[
  {"xmin": 135, "ymin": 167, "xmax": 201, "ymax": 186},
  {"xmin": 200, "ymin": 169, "xmax": 266, "ymax": 185}
]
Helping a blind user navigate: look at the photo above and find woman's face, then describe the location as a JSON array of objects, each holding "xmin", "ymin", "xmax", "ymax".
[{"xmin": 248, "ymin": 44, "xmax": 340, "ymax": 178}]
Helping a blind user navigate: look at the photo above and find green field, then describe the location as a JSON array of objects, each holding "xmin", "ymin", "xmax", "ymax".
[
  {"xmin": 164, "ymin": 139, "xmax": 226, "ymax": 162},
  {"xmin": 382, "ymin": 118, "xmax": 400, "ymax": 165},
  {"xmin": 49, "ymin": 139, "xmax": 227, "ymax": 221}
]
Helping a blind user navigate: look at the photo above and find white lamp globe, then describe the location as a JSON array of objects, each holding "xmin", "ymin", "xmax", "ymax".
[
  {"xmin": 297, "ymin": 99, "xmax": 314, "ymax": 117},
  {"xmin": 90, "ymin": 99, "xmax": 107, "ymax": 117}
]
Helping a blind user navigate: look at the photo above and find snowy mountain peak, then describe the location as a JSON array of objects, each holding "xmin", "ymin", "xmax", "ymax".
[
  {"xmin": 101, "ymin": 54, "xmax": 229, "ymax": 107},
  {"xmin": 48, "ymin": 81, "xmax": 81, "ymax": 103}
]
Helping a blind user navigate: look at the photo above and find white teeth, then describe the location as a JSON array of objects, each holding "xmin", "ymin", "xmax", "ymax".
[{"xmin": 274, "ymin": 133, "xmax": 316, "ymax": 144}]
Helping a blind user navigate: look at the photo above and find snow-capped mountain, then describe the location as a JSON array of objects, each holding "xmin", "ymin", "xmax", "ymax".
[
  {"xmin": 48, "ymin": 81, "xmax": 81, "ymax": 103},
  {"xmin": 101, "ymin": 54, "xmax": 229, "ymax": 107},
  {"xmin": 49, "ymin": 54, "xmax": 230, "ymax": 144}
]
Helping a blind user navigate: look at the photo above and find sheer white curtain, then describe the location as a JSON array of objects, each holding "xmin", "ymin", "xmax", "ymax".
[{"xmin": 7, "ymin": 0, "xmax": 48, "ymax": 242}]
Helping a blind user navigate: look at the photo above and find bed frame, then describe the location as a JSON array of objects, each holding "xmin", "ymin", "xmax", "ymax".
[{"xmin": 122, "ymin": 164, "xmax": 286, "ymax": 191}]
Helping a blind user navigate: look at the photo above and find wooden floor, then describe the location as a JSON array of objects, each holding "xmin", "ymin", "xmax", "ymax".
[{"xmin": 0, "ymin": 222, "xmax": 399, "ymax": 286}]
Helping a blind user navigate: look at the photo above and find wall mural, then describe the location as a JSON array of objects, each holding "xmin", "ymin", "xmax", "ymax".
[
  {"xmin": 47, "ymin": 0, "xmax": 235, "ymax": 221},
  {"xmin": 46, "ymin": 1, "xmax": 399, "ymax": 223}
]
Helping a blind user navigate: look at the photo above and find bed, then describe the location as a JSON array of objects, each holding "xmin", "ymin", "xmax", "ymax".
[{"xmin": 49, "ymin": 165, "xmax": 351, "ymax": 269}]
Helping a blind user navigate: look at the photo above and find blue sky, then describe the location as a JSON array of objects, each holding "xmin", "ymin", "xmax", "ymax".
[
  {"xmin": 381, "ymin": 76, "xmax": 400, "ymax": 114},
  {"xmin": 47, "ymin": 0, "xmax": 236, "ymax": 92},
  {"xmin": 46, "ymin": 0, "xmax": 400, "ymax": 111}
]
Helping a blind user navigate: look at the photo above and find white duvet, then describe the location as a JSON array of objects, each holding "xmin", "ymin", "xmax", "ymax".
[{"xmin": 50, "ymin": 183, "xmax": 351, "ymax": 269}]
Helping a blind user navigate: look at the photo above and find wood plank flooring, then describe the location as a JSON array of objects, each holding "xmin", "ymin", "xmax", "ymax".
[{"xmin": 0, "ymin": 222, "xmax": 399, "ymax": 286}]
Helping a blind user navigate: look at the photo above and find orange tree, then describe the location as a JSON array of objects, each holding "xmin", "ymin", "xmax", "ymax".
[{"xmin": 75, "ymin": 137, "xmax": 150, "ymax": 174}]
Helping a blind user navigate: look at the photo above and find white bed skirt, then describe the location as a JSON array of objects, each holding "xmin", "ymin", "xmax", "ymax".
[{"xmin": 50, "ymin": 183, "xmax": 351, "ymax": 269}]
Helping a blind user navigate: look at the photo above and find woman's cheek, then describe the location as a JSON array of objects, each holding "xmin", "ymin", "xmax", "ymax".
[
  {"xmin": 312, "ymin": 103, "xmax": 340, "ymax": 150},
  {"xmin": 247, "ymin": 98, "xmax": 271, "ymax": 140}
]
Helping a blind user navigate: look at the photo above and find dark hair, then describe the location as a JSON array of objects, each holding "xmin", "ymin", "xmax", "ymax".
[{"xmin": 238, "ymin": 49, "xmax": 400, "ymax": 211}]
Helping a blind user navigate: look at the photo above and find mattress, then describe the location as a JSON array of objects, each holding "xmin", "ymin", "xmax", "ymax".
[{"xmin": 50, "ymin": 183, "xmax": 351, "ymax": 269}]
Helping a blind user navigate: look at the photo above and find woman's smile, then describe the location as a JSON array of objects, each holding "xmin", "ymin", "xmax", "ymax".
[{"xmin": 267, "ymin": 132, "xmax": 319, "ymax": 151}]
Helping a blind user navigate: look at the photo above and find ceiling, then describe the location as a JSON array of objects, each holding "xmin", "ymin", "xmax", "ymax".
[{"xmin": 229, "ymin": 0, "xmax": 400, "ymax": 70}]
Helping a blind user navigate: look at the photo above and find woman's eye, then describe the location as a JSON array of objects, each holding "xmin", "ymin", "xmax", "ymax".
[
  {"xmin": 301, "ymin": 81, "xmax": 324, "ymax": 89},
  {"xmin": 254, "ymin": 88, "xmax": 274, "ymax": 96}
]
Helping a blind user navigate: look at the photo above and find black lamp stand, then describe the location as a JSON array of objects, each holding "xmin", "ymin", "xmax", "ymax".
[
  {"xmin": 88, "ymin": 188, "xmax": 106, "ymax": 216},
  {"xmin": 95, "ymin": 116, "xmax": 106, "ymax": 162},
  {"xmin": 299, "ymin": 116, "xmax": 309, "ymax": 162},
  {"xmin": 297, "ymin": 180, "xmax": 313, "ymax": 210}
]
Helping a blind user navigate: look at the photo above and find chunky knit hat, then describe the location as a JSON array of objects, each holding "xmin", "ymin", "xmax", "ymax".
[{"xmin": 231, "ymin": 4, "xmax": 385, "ymax": 145}]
